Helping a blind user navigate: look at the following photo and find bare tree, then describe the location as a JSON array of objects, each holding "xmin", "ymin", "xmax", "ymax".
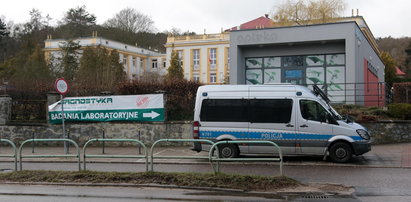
[
  {"xmin": 272, "ymin": 0, "xmax": 346, "ymax": 26},
  {"xmin": 23, "ymin": 9, "xmax": 52, "ymax": 34},
  {"xmin": 104, "ymin": 8, "xmax": 155, "ymax": 33}
]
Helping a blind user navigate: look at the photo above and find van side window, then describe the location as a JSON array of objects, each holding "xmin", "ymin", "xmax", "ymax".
[
  {"xmin": 249, "ymin": 99, "xmax": 293, "ymax": 123},
  {"xmin": 200, "ymin": 99, "xmax": 248, "ymax": 122},
  {"xmin": 300, "ymin": 100, "xmax": 327, "ymax": 122}
]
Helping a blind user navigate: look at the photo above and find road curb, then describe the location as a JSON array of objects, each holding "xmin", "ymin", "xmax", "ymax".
[{"xmin": 0, "ymin": 181, "xmax": 355, "ymax": 198}]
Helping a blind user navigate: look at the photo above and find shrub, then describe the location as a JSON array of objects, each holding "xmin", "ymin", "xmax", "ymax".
[
  {"xmin": 118, "ymin": 79, "xmax": 201, "ymax": 121},
  {"xmin": 387, "ymin": 103, "xmax": 411, "ymax": 120},
  {"xmin": 332, "ymin": 104, "xmax": 390, "ymax": 122}
]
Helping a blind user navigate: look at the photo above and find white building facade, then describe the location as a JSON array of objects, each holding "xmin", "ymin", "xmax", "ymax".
[{"xmin": 44, "ymin": 35, "xmax": 166, "ymax": 80}]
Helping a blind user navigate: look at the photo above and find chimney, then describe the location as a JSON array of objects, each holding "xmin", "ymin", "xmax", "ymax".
[
  {"xmin": 352, "ymin": 9, "xmax": 354, "ymax": 17},
  {"xmin": 265, "ymin": 14, "xmax": 269, "ymax": 18},
  {"xmin": 357, "ymin": 9, "xmax": 359, "ymax": 16}
]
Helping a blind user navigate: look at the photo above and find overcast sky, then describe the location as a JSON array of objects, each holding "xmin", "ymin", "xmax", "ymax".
[{"xmin": 1, "ymin": 0, "xmax": 410, "ymax": 38}]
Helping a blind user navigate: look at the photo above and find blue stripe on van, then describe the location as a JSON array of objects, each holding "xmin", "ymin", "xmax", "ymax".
[{"xmin": 199, "ymin": 130, "xmax": 363, "ymax": 141}]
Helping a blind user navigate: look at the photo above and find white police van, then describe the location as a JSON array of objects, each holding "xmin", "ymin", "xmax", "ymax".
[{"xmin": 192, "ymin": 84, "xmax": 371, "ymax": 163}]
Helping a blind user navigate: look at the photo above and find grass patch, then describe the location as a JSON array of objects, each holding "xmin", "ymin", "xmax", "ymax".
[{"xmin": 0, "ymin": 170, "xmax": 299, "ymax": 191}]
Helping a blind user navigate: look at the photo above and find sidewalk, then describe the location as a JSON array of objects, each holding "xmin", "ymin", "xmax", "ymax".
[{"xmin": 0, "ymin": 143, "xmax": 410, "ymax": 168}]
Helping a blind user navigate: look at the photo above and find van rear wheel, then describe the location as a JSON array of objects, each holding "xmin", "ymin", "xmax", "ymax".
[
  {"xmin": 218, "ymin": 143, "xmax": 239, "ymax": 158},
  {"xmin": 329, "ymin": 142, "xmax": 352, "ymax": 163}
]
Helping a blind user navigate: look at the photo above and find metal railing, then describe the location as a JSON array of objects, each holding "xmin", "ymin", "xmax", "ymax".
[
  {"xmin": 19, "ymin": 139, "xmax": 81, "ymax": 171},
  {"xmin": 0, "ymin": 139, "xmax": 17, "ymax": 171},
  {"xmin": 83, "ymin": 139, "xmax": 148, "ymax": 171},
  {"xmin": 150, "ymin": 139, "xmax": 215, "ymax": 171},
  {"xmin": 209, "ymin": 140, "xmax": 283, "ymax": 176},
  {"xmin": 306, "ymin": 82, "xmax": 392, "ymax": 107},
  {"xmin": 4, "ymin": 138, "xmax": 284, "ymax": 176}
]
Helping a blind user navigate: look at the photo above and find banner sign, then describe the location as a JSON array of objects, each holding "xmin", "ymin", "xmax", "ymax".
[{"xmin": 48, "ymin": 94, "xmax": 165, "ymax": 124}]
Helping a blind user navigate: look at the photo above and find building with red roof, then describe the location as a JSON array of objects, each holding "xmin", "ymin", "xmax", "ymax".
[{"xmin": 226, "ymin": 15, "xmax": 274, "ymax": 31}]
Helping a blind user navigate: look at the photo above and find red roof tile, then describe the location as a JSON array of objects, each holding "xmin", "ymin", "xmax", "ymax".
[
  {"xmin": 227, "ymin": 16, "xmax": 274, "ymax": 31},
  {"xmin": 396, "ymin": 66, "xmax": 406, "ymax": 76}
]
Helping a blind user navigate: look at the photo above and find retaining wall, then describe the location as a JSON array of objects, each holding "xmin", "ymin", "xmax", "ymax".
[
  {"xmin": 362, "ymin": 121, "xmax": 411, "ymax": 144},
  {"xmin": 0, "ymin": 122, "xmax": 192, "ymax": 146}
]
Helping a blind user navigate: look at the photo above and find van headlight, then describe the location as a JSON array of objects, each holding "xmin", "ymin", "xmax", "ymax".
[{"xmin": 356, "ymin": 129, "xmax": 370, "ymax": 140}]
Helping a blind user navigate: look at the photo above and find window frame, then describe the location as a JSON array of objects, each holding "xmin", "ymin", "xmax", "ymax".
[{"xmin": 299, "ymin": 99, "xmax": 328, "ymax": 123}]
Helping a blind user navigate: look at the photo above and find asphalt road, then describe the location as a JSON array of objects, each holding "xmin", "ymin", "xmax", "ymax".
[
  {"xmin": 0, "ymin": 184, "xmax": 285, "ymax": 202},
  {"xmin": 0, "ymin": 143, "xmax": 410, "ymax": 201},
  {"xmin": 4, "ymin": 161, "xmax": 410, "ymax": 201}
]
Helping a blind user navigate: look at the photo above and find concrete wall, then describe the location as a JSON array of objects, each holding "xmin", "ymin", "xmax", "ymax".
[{"xmin": 0, "ymin": 95, "xmax": 11, "ymax": 125}]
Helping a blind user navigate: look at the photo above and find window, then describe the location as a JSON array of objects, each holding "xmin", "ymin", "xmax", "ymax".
[
  {"xmin": 210, "ymin": 73, "xmax": 216, "ymax": 83},
  {"xmin": 193, "ymin": 74, "xmax": 199, "ymax": 82},
  {"xmin": 249, "ymin": 99, "xmax": 293, "ymax": 123},
  {"xmin": 209, "ymin": 48, "xmax": 216, "ymax": 67},
  {"xmin": 200, "ymin": 99, "xmax": 293, "ymax": 123},
  {"xmin": 152, "ymin": 59, "xmax": 158, "ymax": 68},
  {"xmin": 140, "ymin": 58, "xmax": 144, "ymax": 68},
  {"xmin": 193, "ymin": 49, "xmax": 200, "ymax": 70},
  {"xmin": 132, "ymin": 57, "xmax": 135, "ymax": 67},
  {"xmin": 300, "ymin": 100, "xmax": 328, "ymax": 122},
  {"xmin": 283, "ymin": 56, "xmax": 304, "ymax": 67},
  {"xmin": 123, "ymin": 57, "xmax": 127, "ymax": 66},
  {"xmin": 227, "ymin": 48, "xmax": 230, "ymax": 66},
  {"xmin": 200, "ymin": 99, "xmax": 248, "ymax": 122},
  {"xmin": 177, "ymin": 50, "xmax": 183, "ymax": 66},
  {"xmin": 163, "ymin": 61, "xmax": 166, "ymax": 68}
]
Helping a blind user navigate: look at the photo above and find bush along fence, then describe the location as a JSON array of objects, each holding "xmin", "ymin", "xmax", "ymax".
[{"xmin": 0, "ymin": 79, "xmax": 201, "ymax": 124}]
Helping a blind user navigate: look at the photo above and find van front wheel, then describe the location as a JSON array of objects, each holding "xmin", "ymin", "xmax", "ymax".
[
  {"xmin": 329, "ymin": 142, "xmax": 352, "ymax": 163},
  {"xmin": 218, "ymin": 143, "xmax": 239, "ymax": 158}
]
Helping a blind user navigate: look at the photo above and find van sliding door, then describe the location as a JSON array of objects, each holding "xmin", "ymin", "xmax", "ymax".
[{"xmin": 247, "ymin": 97, "xmax": 296, "ymax": 155}]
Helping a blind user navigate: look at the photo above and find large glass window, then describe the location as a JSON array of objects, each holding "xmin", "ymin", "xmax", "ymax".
[
  {"xmin": 300, "ymin": 100, "xmax": 328, "ymax": 122},
  {"xmin": 249, "ymin": 99, "xmax": 293, "ymax": 123},
  {"xmin": 200, "ymin": 99, "xmax": 248, "ymax": 122},
  {"xmin": 245, "ymin": 53, "xmax": 346, "ymax": 103},
  {"xmin": 283, "ymin": 56, "xmax": 304, "ymax": 67}
]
